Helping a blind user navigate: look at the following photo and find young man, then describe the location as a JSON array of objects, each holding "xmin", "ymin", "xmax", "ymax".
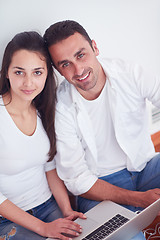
[{"xmin": 44, "ymin": 20, "xmax": 160, "ymax": 240}]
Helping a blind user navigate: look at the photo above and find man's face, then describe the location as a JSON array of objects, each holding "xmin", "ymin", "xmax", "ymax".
[{"xmin": 49, "ymin": 33, "xmax": 102, "ymax": 97}]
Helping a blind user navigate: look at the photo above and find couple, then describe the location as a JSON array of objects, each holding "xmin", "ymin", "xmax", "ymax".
[{"xmin": 0, "ymin": 20, "xmax": 160, "ymax": 240}]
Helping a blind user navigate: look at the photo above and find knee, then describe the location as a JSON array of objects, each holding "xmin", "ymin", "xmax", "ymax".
[
  {"xmin": 0, "ymin": 226, "xmax": 16, "ymax": 239},
  {"xmin": 0, "ymin": 236, "xmax": 6, "ymax": 240}
]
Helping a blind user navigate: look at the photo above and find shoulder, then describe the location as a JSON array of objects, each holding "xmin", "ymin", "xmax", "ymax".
[
  {"xmin": 99, "ymin": 57, "xmax": 134, "ymax": 76},
  {"xmin": 56, "ymin": 80, "xmax": 76, "ymax": 114},
  {"xmin": 99, "ymin": 58, "xmax": 143, "ymax": 95},
  {"xmin": 0, "ymin": 95, "xmax": 3, "ymax": 104},
  {"xmin": 100, "ymin": 57, "xmax": 142, "ymax": 83},
  {"xmin": 56, "ymin": 80, "xmax": 72, "ymax": 105},
  {"xmin": 0, "ymin": 96, "xmax": 5, "ymax": 113}
]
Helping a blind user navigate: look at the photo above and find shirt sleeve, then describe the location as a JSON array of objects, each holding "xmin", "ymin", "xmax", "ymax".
[
  {"xmin": 0, "ymin": 192, "xmax": 7, "ymax": 205},
  {"xmin": 55, "ymin": 102, "xmax": 98, "ymax": 196},
  {"xmin": 44, "ymin": 159, "xmax": 56, "ymax": 172},
  {"xmin": 132, "ymin": 63, "xmax": 160, "ymax": 107}
]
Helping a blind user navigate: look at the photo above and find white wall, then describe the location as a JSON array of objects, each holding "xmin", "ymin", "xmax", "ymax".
[{"xmin": 0, "ymin": 0, "xmax": 160, "ymax": 133}]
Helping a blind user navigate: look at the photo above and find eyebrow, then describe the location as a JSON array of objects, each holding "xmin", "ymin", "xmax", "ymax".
[
  {"xmin": 13, "ymin": 66, "xmax": 24, "ymax": 70},
  {"xmin": 57, "ymin": 60, "xmax": 68, "ymax": 67},
  {"xmin": 13, "ymin": 67, "xmax": 45, "ymax": 70},
  {"xmin": 74, "ymin": 48, "xmax": 85, "ymax": 58},
  {"xmin": 57, "ymin": 48, "xmax": 85, "ymax": 67}
]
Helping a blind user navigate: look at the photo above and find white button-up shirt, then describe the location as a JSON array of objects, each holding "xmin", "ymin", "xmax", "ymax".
[{"xmin": 55, "ymin": 58, "xmax": 160, "ymax": 196}]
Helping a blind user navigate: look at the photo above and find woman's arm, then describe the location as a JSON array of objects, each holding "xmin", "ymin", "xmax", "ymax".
[
  {"xmin": 0, "ymin": 197, "xmax": 83, "ymax": 239},
  {"xmin": 46, "ymin": 169, "xmax": 86, "ymax": 219},
  {"xmin": 0, "ymin": 199, "xmax": 44, "ymax": 234}
]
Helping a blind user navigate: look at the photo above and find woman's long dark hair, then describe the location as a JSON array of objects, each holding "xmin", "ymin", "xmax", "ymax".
[{"xmin": 0, "ymin": 31, "xmax": 56, "ymax": 161}]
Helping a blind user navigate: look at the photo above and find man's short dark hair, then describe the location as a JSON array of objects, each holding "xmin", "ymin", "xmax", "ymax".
[{"xmin": 43, "ymin": 20, "xmax": 92, "ymax": 48}]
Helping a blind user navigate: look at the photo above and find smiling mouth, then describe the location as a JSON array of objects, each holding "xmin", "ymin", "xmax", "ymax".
[
  {"xmin": 78, "ymin": 72, "xmax": 90, "ymax": 81},
  {"xmin": 22, "ymin": 90, "xmax": 35, "ymax": 94}
]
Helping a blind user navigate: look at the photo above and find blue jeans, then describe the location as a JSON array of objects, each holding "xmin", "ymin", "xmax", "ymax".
[
  {"xmin": 0, "ymin": 196, "xmax": 63, "ymax": 240},
  {"xmin": 78, "ymin": 154, "xmax": 160, "ymax": 240}
]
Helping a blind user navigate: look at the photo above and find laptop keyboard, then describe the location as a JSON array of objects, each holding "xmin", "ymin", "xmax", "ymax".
[{"xmin": 82, "ymin": 214, "xmax": 129, "ymax": 240}]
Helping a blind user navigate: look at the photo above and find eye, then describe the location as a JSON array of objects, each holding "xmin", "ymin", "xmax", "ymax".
[
  {"xmin": 34, "ymin": 71, "xmax": 42, "ymax": 76},
  {"xmin": 62, "ymin": 62, "xmax": 70, "ymax": 68},
  {"xmin": 77, "ymin": 53, "xmax": 84, "ymax": 59},
  {"xmin": 15, "ymin": 71, "xmax": 23, "ymax": 75}
]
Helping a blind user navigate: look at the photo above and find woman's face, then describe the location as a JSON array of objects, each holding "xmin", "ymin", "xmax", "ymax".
[{"xmin": 7, "ymin": 49, "xmax": 48, "ymax": 103}]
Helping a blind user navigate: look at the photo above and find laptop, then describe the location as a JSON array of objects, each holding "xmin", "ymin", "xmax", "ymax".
[
  {"xmin": 47, "ymin": 198, "xmax": 160, "ymax": 240},
  {"xmin": 73, "ymin": 198, "xmax": 160, "ymax": 240}
]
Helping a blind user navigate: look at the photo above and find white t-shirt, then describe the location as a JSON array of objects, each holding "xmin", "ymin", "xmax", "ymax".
[
  {"xmin": 80, "ymin": 81, "xmax": 127, "ymax": 176},
  {"xmin": 0, "ymin": 97, "xmax": 55, "ymax": 211}
]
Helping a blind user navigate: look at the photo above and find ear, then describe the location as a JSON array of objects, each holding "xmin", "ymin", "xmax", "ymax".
[{"xmin": 91, "ymin": 40, "xmax": 99, "ymax": 56}]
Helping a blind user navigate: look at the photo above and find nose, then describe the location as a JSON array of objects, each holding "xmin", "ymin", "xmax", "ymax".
[
  {"xmin": 23, "ymin": 74, "xmax": 33, "ymax": 87},
  {"xmin": 73, "ymin": 63, "xmax": 84, "ymax": 77}
]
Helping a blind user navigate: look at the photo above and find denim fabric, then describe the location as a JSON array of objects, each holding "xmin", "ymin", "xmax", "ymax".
[
  {"xmin": 0, "ymin": 196, "xmax": 63, "ymax": 240},
  {"xmin": 78, "ymin": 154, "xmax": 160, "ymax": 240}
]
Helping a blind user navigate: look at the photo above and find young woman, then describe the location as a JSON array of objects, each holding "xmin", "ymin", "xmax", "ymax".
[{"xmin": 0, "ymin": 31, "xmax": 85, "ymax": 240}]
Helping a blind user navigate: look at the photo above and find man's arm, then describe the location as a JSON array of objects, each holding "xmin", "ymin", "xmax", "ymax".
[
  {"xmin": 55, "ymin": 96, "xmax": 160, "ymax": 208},
  {"xmin": 81, "ymin": 178, "xmax": 160, "ymax": 208}
]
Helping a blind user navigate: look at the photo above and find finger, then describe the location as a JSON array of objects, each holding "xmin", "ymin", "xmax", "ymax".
[
  {"xmin": 61, "ymin": 227, "xmax": 81, "ymax": 238},
  {"xmin": 76, "ymin": 212, "xmax": 87, "ymax": 219},
  {"xmin": 65, "ymin": 215, "xmax": 75, "ymax": 221},
  {"xmin": 67, "ymin": 221, "xmax": 82, "ymax": 233},
  {"xmin": 65, "ymin": 212, "xmax": 86, "ymax": 221},
  {"xmin": 58, "ymin": 219, "xmax": 82, "ymax": 234},
  {"xmin": 61, "ymin": 217, "xmax": 82, "ymax": 230},
  {"xmin": 58, "ymin": 217, "xmax": 82, "ymax": 231},
  {"xmin": 58, "ymin": 232, "xmax": 73, "ymax": 240}
]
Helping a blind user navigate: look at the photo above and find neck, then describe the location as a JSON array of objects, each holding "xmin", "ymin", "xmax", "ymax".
[{"xmin": 3, "ymin": 93, "xmax": 34, "ymax": 116}]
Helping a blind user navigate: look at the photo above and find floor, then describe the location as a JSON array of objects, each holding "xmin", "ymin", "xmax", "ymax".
[
  {"xmin": 142, "ymin": 133, "xmax": 160, "ymax": 239},
  {"xmin": 143, "ymin": 216, "xmax": 160, "ymax": 239}
]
